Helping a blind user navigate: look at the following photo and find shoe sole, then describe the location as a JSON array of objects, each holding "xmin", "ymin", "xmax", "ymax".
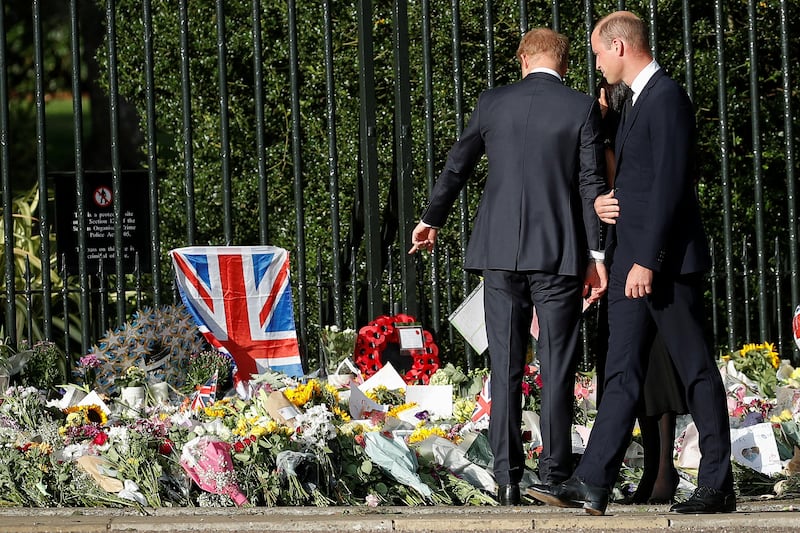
[
  {"xmin": 525, "ymin": 489, "xmax": 583, "ymax": 509},
  {"xmin": 583, "ymin": 503, "xmax": 606, "ymax": 516}
]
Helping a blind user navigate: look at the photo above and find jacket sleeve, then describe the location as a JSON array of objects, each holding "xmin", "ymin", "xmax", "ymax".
[
  {"xmin": 578, "ymin": 99, "xmax": 609, "ymax": 252},
  {"xmin": 421, "ymin": 94, "xmax": 486, "ymax": 228}
]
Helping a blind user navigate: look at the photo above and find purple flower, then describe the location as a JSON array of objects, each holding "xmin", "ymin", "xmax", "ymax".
[
  {"xmin": 741, "ymin": 411, "xmax": 764, "ymax": 428},
  {"xmin": 79, "ymin": 354, "xmax": 102, "ymax": 369}
]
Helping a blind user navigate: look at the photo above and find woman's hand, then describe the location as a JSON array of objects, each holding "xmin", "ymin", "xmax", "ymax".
[
  {"xmin": 599, "ymin": 87, "xmax": 609, "ymax": 118},
  {"xmin": 594, "ymin": 189, "xmax": 619, "ymax": 224}
]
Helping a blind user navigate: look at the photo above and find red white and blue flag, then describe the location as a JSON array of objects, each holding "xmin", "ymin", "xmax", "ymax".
[
  {"xmin": 471, "ymin": 375, "xmax": 492, "ymax": 423},
  {"xmin": 190, "ymin": 370, "xmax": 219, "ymax": 411},
  {"xmin": 793, "ymin": 305, "xmax": 800, "ymax": 351},
  {"xmin": 170, "ymin": 246, "xmax": 304, "ymax": 384}
]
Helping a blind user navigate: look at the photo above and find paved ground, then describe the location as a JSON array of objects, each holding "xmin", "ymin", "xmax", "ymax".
[{"xmin": 1, "ymin": 497, "xmax": 799, "ymax": 533}]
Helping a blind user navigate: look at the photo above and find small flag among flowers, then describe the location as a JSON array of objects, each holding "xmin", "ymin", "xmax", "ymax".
[
  {"xmin": 793, "ymin": 305, "xmax": 800, "ymax": 351},
  {"xmin": 190, "ymin": 370, "xmax": 218, "ymax": 411},
  {"xmin": 471, "ymin": 375, "xmax": 491, "ymax": 422}
]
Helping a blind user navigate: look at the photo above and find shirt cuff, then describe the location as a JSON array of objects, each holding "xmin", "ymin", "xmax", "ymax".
[
  {"xmin": 420, "ymin": 220, "xmax": 440, "ymax": 229},
  {"xmin": 588, "ymin": 250, "xmax": 605, "ymax": 263}
]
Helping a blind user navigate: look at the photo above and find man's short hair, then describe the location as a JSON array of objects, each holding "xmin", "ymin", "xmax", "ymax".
[
  {"xmin": 516, "ymin": 28, "xmax": 569, "ymax": 70},
  {"xmin": 594, "ymin": 11, "xmax": 649, "ymax": 53}
]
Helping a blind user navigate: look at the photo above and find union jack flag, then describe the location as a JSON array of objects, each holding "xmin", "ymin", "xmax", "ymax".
[
  {"xmin": 471, "ymin": 375, "xmax": 492, "ymax": 423},
  {"xmin": 190, "ymin": 370, "xmax": 218, "ymax": 411},
  {"xmin": 170, "ymin": 246, "xmax": 304, "ymax": 385}
]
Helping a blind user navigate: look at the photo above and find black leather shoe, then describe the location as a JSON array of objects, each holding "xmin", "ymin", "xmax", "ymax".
[
  {"xmin": 497, "ymin": 483, "xmax": 521, "ymax": 505},
  {"xmin": 527, "ymin": 478, "xmax": 608, "ymax": 516},
  {"xmin": 670, "ymin": 487, "xmax": 736, "ymax": 514}
]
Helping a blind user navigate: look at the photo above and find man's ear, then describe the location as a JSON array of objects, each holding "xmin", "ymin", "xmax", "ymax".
[{"xmin": 613, "ymin": 38, "xmax": 625, "ymax": 57}]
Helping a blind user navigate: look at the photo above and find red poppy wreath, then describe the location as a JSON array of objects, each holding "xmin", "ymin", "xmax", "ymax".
[{"xmin": 353, "ymin": 313, "xmax": 440, "ymax": 384}]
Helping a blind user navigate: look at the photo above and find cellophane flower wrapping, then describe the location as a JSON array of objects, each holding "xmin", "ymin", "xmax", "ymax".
[
  {"xmin": 180, "ymin": 435, "xmax": 248, "ymax": 506},
  {"xmin": 363, "ymin": 431, "xmax": 431, "ymax": 499}
]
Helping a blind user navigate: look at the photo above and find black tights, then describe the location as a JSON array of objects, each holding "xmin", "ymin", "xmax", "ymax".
[{"xmin": 632, "ymin": 412, "xmax": 679, "ymax": 503}]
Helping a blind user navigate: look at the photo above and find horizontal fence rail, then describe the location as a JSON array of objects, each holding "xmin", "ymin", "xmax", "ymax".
[{"xmin": 0, "ymin": 0, "xmax": 798, "ymax": 383}]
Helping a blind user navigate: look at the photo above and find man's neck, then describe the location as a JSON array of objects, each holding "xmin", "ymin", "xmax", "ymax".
[{"xmin": 623, "ymin": 55, "xmax": 654, "ymax": 87}]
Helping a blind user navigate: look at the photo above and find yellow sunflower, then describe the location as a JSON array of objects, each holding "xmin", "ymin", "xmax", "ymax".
[{"xmin": 63, "ymin": 404, "xmax": 107, "ymax": 425}]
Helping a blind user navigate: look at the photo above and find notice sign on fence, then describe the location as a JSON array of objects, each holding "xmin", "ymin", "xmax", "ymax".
[{"xmin": 53, "ymin": 170, "xmax": 151, "ymax": 275}]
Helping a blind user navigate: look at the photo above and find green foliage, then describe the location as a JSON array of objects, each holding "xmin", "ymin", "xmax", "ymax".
[
  {"xmin": 16, "ymin": 341, "xmax": 66, "ymax": 391},
  {"xmin": 0, "ymin": 186, "xmax": 80, "ymax": 348}
]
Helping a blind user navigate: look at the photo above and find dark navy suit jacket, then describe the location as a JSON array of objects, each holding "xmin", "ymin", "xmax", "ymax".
[
  {"xmin": 612, "ymin": 69, "xmax": 710, "ymax": 275},
  {"xmin": 421, "ymin": 72, "xmax": 607, "ymax": 275}
]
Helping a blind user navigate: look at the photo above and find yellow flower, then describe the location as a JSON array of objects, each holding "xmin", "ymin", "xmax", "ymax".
[
  {"xmin": 233, "ymin": 417, "xmax": 249, "ymax": 436},
  {"xmin": 37, "ymin": 442, "xmax": 53, "ymax": 454},
  {"xmin": 65, "ymin": 411, "xmax": 83, "ymax": 427},
  {"xmin": 739, "ymin": 343, "xmax": 758, "ymax": 356},
  {"xmin": 285, "ymin": 381, "xmax": 320, "ymax": 407},
  {"xmin": 324, "ymin": 383, "xmax": 340, "ymax": 400},
  {"xmin": 332, "ymin": 405, "xmax": 351, "ymax": 422},
  {"xmin": 387, "ymin": 402, "xmax": 417, "ymax": 418},
  {"xmin": 83, "ymin": 404, "xmax": 108, "ymax": 425},
  {"xmin": 769, "ymin": 410, "xmax": 793, "ymax": 424},
  {"xmin": 791, "ymin": 368, "xmax": 800, "ymax": 380},
  {"xmin": 761, "ymin": 342, "xmax": 780, "ymax": 369},
  {"xmin": 407, "ymin": 426, "xmax": 447, "ymax": 444},
  {"xmin": 63, "ymin": 404, "xmax": 108, "ymax": 426}
]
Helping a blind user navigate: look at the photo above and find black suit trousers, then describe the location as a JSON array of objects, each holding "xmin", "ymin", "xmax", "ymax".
[
  {"xmin": 483, "ymin": 269, "xmax": 582, "ymax": 486},
  {"xmin": 574, "ymin": 267, "xmax": 733, "ymax": 491}
]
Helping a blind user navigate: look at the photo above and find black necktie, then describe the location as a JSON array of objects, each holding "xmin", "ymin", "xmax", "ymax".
[{"xmin": 620, "ymin": 88, "xmax": 633, "ymax": 129}]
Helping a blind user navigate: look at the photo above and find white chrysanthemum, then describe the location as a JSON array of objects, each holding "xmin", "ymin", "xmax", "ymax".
[
  {"xmin": 57, "ymin": 443, "xmax": 89, "ymax": 461},
  {"xmin": 106, "ymin": 426, "xmax": 131, "ymax": 454},
  {"xmin": 293, "ymin": 404, "xmax": 336, "ymax": 450}
]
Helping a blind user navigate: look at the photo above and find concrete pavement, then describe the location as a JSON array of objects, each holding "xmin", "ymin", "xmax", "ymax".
[{"xmin": 1, "ymin": 497, "xmax": 799, "ymax": 532}]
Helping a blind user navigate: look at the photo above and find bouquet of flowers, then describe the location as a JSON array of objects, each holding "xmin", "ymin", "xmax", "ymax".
[
  {"xmin": 115, "ymin": 366, "xmax": 147, "ymax": 389},
  {"xmin": 317, "ymin": 325, "xmax": 357, "ymax": 375},
  {"xmin": 183, "ymin": 350, "xmax": 232, "ymax": 394},
  {"xmin": 722, "ymin": 342, "xmax": 780, "ymax": 397}
]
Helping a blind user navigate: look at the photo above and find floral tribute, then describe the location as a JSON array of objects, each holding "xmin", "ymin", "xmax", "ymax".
[
  {"xmin": 4, "ymin": 328, "xmax": 800, "ymax": 509},
  {"xmin": 353, "ymin": 314, "xmax": 439, "ymax": 384}
]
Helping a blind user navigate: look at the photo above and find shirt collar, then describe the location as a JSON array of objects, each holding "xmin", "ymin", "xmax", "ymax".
[
  {"xmin": 531, "ymin": 67, "xmax": 562, "ymax": 82},
  {"xmin": 629, "ymin": 60, "xmax": 660, "ymax": 105}
]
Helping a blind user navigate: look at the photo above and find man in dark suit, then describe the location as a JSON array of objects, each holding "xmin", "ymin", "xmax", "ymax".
[
  {"xmin": 529, "ymin": 11, "xmax": 735, "ymax": 515},
  {"xmin": 409, "ymin": 28, "xmax": 608, "ymax": 505}
]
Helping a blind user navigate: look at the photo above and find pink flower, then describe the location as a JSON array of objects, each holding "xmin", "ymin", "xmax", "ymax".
[
  {"xmin": 365, "ymin": 494, "xmax": 380, "ymax": 507},
  {"xmin": 79, "ymin": 354, "xmax": 102, "ymax": 369}
]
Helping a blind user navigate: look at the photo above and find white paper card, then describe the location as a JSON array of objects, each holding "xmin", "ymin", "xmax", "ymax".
[
  {"xmin": 398, "ymin": 326, "xmax": 425, "ymax": 350},
  {"xmin": 348, "ymin": 384, "xmax": 387, "ymax": 420},
  {"xmin": 448, "ymin": 280, "xmax": 488, "ymax": 354},
  {"xmin": 358, "ymin": 361, "xmax": 407, "ymax": 393},
  {"xmin": 405, "ymin": 384, "xmax": 453, "ymax": 418},
  {"xmin": 730, "ymin": 422, "xmax": 783, "ymax": 476}
]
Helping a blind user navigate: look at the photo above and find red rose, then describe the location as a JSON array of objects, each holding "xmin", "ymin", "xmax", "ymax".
[
  {"xmin": 92, "ymin": 432, "xmax": 108, "ymax": 446},
  {"xmin": 159, "ymin": 438, "xmax": 174, "ymax": 454}
]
